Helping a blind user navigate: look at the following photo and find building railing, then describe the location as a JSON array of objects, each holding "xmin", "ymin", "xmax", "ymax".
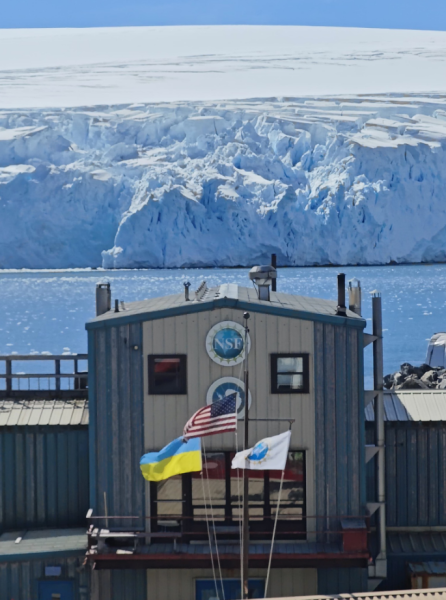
[
  {"xmin": 0, "ymin": 354, "xmax": 88, "ymax": 399},
  {"xmin": 86, "ymin": 510, "xmax": 369, "ymax": 556}
]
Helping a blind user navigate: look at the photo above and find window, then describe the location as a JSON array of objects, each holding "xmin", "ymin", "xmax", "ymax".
[
  {"xmin": 151, "ymin": 451, "xmax": 306, "ymax": 539},
  {"xmin": 271, "ymin": 354, "xmax": 309, "ymax": 394},
  {"xmin": 148, "ymin": 355, "xmax": 187, "ymax": 395}
]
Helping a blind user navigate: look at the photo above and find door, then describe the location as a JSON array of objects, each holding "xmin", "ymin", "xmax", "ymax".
[
  {"xmin": 38, "ymin": 581, "xmax": 74, "ymax": 600},
  {"xmin": 196, "ymin": 579, "xmax": 265, "ymax": 600}
]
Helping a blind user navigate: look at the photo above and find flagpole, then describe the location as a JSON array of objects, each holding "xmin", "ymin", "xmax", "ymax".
[{"xmin": 242, "ymin": 311, "xmax": 250, "ymax": 600}]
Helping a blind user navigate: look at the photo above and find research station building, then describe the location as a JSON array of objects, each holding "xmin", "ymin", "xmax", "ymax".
[{"xmin": 2, "ymin": 269, "xmax": 446, "ymax": 599}]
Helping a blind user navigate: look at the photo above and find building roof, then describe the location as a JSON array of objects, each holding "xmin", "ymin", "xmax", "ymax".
[
  {"xmin": 0, "ymin": 399, "xmax": 89, "ymax": 426},
  {"xmin": 365, "ymin": 392, "xmax": 446, "ymax": 422},
  {"xmin": 0, "ymin": 528, "xmax": 87, "ymax": 561},
  {"xmin": 388, "ymin": 532, "xmax": 446, "ymax": 555},
  {"xmin": 267, "ymin": 589, "xmax": 446, "ymax": 600},
  {"xmin": 86, "ymin": 284, "xmax": 365, "ymax": 330},
  {"xmin": 408, "ymin": 562, "xmax": 446, "ymax": 576}
]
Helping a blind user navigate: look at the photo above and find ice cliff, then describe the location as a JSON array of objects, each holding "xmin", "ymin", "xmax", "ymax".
[{"xmin": 1, "ymin": 95, "xmax": 446, "ymax": 268}]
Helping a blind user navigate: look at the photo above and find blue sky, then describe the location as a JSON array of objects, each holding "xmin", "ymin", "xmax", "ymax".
[{"xmin": 2, "ymin": 0, "xmax": 446, "ymax": 30}]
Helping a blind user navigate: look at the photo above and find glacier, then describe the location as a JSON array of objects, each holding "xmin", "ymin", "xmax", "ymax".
[
  {"xmin": 1, "ymin": 95, "xmax": 446, "ymax": 268},
  {"xmin": 1, "ymin": 26, "xmax": 446, "ymax": 269}
]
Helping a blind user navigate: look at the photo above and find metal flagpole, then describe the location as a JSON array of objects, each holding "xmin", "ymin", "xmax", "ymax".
[{"xmin": 242, "ymin": 312, "xmax": 250, "ymax": 600}]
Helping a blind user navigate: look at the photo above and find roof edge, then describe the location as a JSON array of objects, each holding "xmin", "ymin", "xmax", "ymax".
[{"xmin": 85, "ymin": 296, "xmax": 366, "ymax": 330}]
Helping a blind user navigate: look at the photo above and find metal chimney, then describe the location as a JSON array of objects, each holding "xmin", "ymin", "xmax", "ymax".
[
  {"xmin": 348, "ymin": 278, "xmax": 362, "ymax": 316},
  {"xmin": 336, "ymin": 273, "xmax": 347, "ymax": 316},
  {"xmin": 249, "ymin": 265, "xmax": 277, "ymax": 301},
  {"xmin": 96, "ymin": 282, "xmax": 111, "ymax": 316}
]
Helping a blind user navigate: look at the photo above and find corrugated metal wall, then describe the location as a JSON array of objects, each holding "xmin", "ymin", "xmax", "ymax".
[
  {"xmin": 366, "ymin": 423, "xmax": 446, "ymax": 526},
  {"xmin": 89, "ymin": 323, "xmax": 145, "ymax": 525},
  {"xmin": 314, "ymin": 323, "xmax": 365, "ymax": 533},
  {"xmin": 0, "ymin": 555, "xmax": 89, "ymax": 600},
  {"xmin": 317, "ymin": 568, "xmax": 368, "ymax": 594},
  {"xmin": 0, "ymin": 426, "xmax": 89, "ymax": 531},
  {"xmin": 91, "ymin": 569, "xmax": 147, "ymax": 600}
]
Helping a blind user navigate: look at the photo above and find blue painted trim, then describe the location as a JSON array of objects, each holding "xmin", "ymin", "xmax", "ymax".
[
  {"xmin": 358, "ymin": 329, "xmax": 366, "ymax": 512},
  {"xmin": 87, "ymin": 330, "xmax": 97, "ymax": 512},
  {"xmin": 0, "ymin": 548, "xmax": 86, "ymax": 562},
  {"xmin": 86, "ymin": 297, "xmax": 366, "ymax": 331}
]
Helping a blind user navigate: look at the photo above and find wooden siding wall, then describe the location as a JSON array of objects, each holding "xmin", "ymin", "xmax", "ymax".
[
  {"xmin": 89, "ymin": 323, "xmax": 144, "ymax": 523},
  {"xmin": 366, "ymin": 423, "xmax": 446, "ymax": 526},
  {"xmin": 0, "ymin": 426, "xmax": 89, "ymax": 531},
  {"xmin": 314, "ymin": 323, "xmax": 364, "ymax": 532},
  {"xmin": 0, "ymin": 556, "xmax": 89, "ymax": 600},
  {"xmin": 146, "ymin": 568, "xmax": 317, "ymax": 600},
  {"xmin": 143, "ymin": 309, "xmax": 316, "ymax": 519}
]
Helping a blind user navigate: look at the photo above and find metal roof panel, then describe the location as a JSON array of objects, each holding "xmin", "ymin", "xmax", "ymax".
[
  {"xmin": 0, "ymin": 400, "xmax": 88, "ymax": 427},
  {"xmin": 366, "ymin": 392, "xmax": 446, "ymax": 422}
]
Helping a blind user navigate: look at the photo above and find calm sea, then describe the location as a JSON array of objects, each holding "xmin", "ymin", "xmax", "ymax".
[{"xmin": 1, "ymin": 265, "xmax": 444, "ymax": 387}]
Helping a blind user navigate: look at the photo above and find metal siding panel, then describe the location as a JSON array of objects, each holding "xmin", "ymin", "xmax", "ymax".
[
  {"xmin": 396, "ymin": 426, "xmax": 408, "ymax": 526},
  {"xmin": 95, "ymin": 328, "xmax": 108, "ymax": 516},
  {"xmin": 130, "ymin": 323, "xmax": 145, "ymax": 527},
  {"xmin": 354, "ymin": 329, "xmax": 364, "ymax": 515},
  {"xmin": 111, "ymin": 326, "xmax": 121, "ymax": 519},
  {"xmin": 324, "ymin": 324, "xmax": 337, "ymax": 530},
  {"xmin": 25, "ymin": 431, "xmax": 36, "ymax": 527},
  {"xmin": 15, "ymin": 430, "xmax": 25, "ymax": 527},
  {"xmin": 386, "ymin": 426, "xmax": 397, "ymax": 527},
  {"xmin": 440, "ymin": 427, "xmax": 446, "ymax": 525},
  {"xmin": 335, "ymin": 326, "xmax": 348, "ymax": 515},
  {"xmin": 418, "ymin": 426, "xmax": 429, "ymax": 526},
  {"xmin": 118, "ymin": 324, "xmax": 131, "ymax": 520},
  {"xmin": 314, "ymin": 321, "xmax": 325, "ymax": 534},
  {"xmin": 57, "ymin": 430, "xmax": 69, "ymax": 526},
  {"xmin": 428, "ymin": 427, "xmax": 439, "ymax": 525},
  {"xmin": 36, "ymin": 431, "xmax": 46, "ymax": 526},
  {"xmin": 88, "ymin": 330, "xmax": 97, "ymax": 511},
  {"xmin": 68, "ymin": 430, "xmax": 79, "ymax": 527},
  {"xmin": 407, "ymin": 427, "xmax": 419, "ymax": 526}
]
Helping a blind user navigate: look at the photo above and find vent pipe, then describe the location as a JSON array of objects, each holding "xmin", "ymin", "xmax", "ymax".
[
  {"xmin": 336, "ymin": 273, "xmax": 347, "ymax": 316},
  {"xmin": 348, "ymin": 278, "xmax": 362, "ymax": 316},
  {"xmin": 271, "ymin": 254, "xmax": 277, "ymax": 292},
  {"xmin": 183, "ymin": 281, "xmax": 191, "ymax": 301},
  {"xmin": 96, "ymin": 282, "xmax": 111, "ymax": 316}
]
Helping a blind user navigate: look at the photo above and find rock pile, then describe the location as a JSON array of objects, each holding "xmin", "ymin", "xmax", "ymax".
[{"xmin": 384, "ymin": 363, "xmax": 446, "ymax": 390}]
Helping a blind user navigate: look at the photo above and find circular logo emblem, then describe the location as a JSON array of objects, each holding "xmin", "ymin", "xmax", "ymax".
[
  {"xmin": 206, "ymin": 321, "xmax": 251, "ymax": 366},
  {"xmin": 247, "ymin": 440, "xmax": 270, "ymax": 463},
  {"xmin": 206, "ymin": 377, "xmax": 252, "ymax": 420}
]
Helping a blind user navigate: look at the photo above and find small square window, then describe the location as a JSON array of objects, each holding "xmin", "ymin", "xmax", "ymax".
[
  {"xmin": 148, "ymin": 355, "xmax": 187, "ymax": 395},
  {"xmin": 271, "ymin": 354, "xmax": 309, "ymax": 394}
]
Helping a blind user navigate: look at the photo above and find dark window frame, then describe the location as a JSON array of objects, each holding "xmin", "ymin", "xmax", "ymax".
[
  {"xmin": 148, "ymin": 354, "xmax": 187, "ymax": 395},
  {"xmin": 270, "ymin": 353, "xmax": 310, "ymax": 394},
  {"xmin": 151, "ymin": 450, "xmax": 306, "ymax": 541}
]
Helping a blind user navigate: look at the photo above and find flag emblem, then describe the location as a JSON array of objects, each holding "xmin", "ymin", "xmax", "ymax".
[
  {"xmin": 247, "ymin": 440, "xmax": 270, "ymax": 463},
  {"xmin": 183, "ymin": 393, "xmax": 238, "ymax": 440}
]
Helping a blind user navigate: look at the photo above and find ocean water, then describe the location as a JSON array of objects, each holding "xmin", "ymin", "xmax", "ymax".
[{"xmin": 0, "ymin": 265, "xmax": 444, "ymax": 388}]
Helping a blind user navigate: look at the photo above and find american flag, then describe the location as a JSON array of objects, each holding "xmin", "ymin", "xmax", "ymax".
[{"xmin": 183, "ymin": 393, "xmax": 238, "ymax": 440}]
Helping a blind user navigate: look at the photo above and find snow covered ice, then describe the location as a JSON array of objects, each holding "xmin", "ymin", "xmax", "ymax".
[{"xmin": 1, "ymin": 26, "xmax": 446, "ymax": 268}]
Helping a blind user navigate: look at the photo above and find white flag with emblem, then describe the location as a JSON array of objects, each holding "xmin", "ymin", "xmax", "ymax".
[{"xmin": 231, "ymin": 430, "xmax": 291, "ymax": 471}]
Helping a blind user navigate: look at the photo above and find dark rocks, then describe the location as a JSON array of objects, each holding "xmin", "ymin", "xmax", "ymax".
[
  {"xmin": 395, "ymin": 375, "xmax": 428, "ymax": 390},
  {"xmin": 385, "ymin": 362, "xmax": 444, "ymax": 390}
]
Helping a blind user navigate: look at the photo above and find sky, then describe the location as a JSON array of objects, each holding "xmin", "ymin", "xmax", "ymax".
[{"xmin": 1, "ymin": 0, "xmax": 446, "ymax": 30}]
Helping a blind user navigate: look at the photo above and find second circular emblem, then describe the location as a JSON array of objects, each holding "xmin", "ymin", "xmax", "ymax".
[{"xmin": 206, "ymin": 320, "xmax": 251, "ymax": 366}]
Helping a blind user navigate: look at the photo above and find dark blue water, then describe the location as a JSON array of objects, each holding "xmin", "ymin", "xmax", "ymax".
[{"xmin": 0, "ymin": 265, "xmax": 443, "ymax": 387}]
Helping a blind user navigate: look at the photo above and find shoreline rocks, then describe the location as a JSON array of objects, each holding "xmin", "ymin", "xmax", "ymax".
[{"xmin": 385, "ymin": 362, "xmax": 446, "ymax": 390}]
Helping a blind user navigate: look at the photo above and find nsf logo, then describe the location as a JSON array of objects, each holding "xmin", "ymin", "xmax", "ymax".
[{"xmin": 206, "ymin": 321, "xmax": 251, "ymax": 366}]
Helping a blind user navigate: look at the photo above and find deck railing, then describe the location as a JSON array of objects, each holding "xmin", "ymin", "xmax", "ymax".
[{"xmin": 0, "ymin": 354, "xmax": 88, "ymax": 399}]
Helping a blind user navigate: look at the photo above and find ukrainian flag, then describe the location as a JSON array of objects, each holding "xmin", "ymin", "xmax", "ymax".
[{"xmin": 140, "ymin": 436, "xmax": 202, "ymax": 482}]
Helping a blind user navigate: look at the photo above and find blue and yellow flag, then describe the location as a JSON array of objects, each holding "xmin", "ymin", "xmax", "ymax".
[{"xmin": 140, "ymin": 436, "xmax": 202, "ymax": 482}]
